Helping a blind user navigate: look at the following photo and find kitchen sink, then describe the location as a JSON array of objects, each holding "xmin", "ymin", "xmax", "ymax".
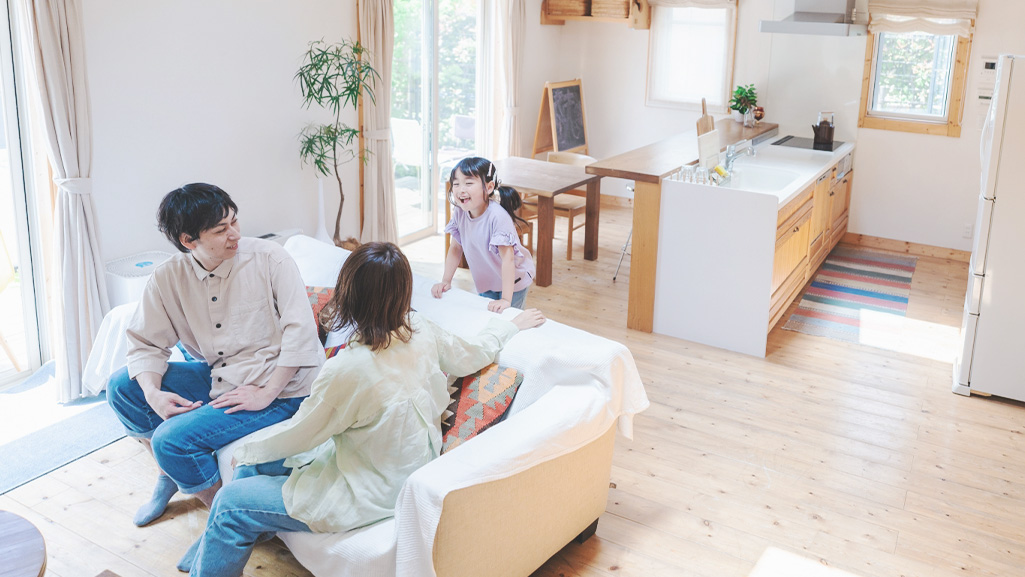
[{"xmin": 721, "ymin": 165, "xmax": 802, "ymax": 194}]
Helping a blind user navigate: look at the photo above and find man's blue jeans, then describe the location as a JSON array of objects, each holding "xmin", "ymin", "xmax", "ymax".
[
  {"xmin": 107, "ymin": 362, "xmax": 305, "ymax": 494},
  {"xmin": 190, "ymin": 465, "xmax": 312, "ymax": 576}
]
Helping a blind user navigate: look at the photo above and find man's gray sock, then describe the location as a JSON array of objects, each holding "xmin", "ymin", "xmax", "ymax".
[{"xmin": 133, "ymin": 474, "xmax": 178, "ymax": 526}]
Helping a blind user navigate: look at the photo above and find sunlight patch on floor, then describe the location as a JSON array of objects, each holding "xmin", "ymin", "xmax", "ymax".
[
  {"xmin": 857, "ymin": 309, "xmax": 961, "ymax": 363},
  {"xmin": 749, "ymin": 547, "xmax": 866, "ymax": 577},
  {"xmin": 0, "ymin": 373, "xmax": 101, "ymax": 446}
]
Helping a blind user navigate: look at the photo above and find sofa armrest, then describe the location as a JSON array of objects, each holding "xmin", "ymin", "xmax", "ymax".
[
  {"xmin": 433, "ymin": 424, "xmax": 615, "ymax": 577},
  {"xmin": 393, "ymin": 385, "xmax": 616, "ymax": 577}
]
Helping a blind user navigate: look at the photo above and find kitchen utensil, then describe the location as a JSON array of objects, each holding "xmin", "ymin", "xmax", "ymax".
[
  {"xmin": 812, "ymin": 111, "xmax": 834, "ymax": 146},
  {"xmin": 697, "ymin": 98, "xmax": 715, "ymax": 135},
  {"xmin": 697, "ymin": 129, "xmax": 720, "ymax": 170}
]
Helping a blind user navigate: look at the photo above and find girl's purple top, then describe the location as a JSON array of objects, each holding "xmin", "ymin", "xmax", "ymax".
[{"xmin": 445, "ymin": 200, "xmax": 535, "ymax": 294}]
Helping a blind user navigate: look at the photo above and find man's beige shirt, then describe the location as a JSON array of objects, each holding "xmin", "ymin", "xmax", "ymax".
[{"xmin": 126, "ymin": 238, "xmax": 324, "ymax": 399}]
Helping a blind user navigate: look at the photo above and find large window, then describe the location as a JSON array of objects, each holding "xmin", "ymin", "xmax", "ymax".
[
  {"xmin": 392, "ymin": 0, "xmax": 478, "ymax": 243},
  {"xmin": 859, "ymin": 27, "xmax": 972, "ymax": 137},
  {"xmin": 647, "ymin": 4, "xmax": 736, "ymax": 112}
]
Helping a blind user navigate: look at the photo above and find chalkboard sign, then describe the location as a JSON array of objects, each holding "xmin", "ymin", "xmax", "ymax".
[
  {"xmin": 552, "ymin": 84, "xmax": 586, "ymax": 151},
  {"xmin": 532, "ymin": 79, "xmax": 588, "ymax": 157}
]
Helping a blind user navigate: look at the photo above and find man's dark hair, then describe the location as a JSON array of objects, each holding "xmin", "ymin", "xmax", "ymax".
[
  {"xmin": 157, "ymin": 183, "xmax": 239, "ymax": 253},
  {"xmin": 319, "ymin": 242, "xmax": 414, "ymax": 352}
]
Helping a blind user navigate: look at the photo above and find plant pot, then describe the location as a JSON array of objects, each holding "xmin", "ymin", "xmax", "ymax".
[
  {"xmin": 314, "ymin": 178, "xmax": 332, "ymax": 244},
  {"xmin": 732, "ymin": 110, "xmax": 743, "ymax": 122}
]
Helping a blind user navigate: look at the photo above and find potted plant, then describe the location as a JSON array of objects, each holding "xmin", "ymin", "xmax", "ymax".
[
  {"xmin": 297, "ymin": 39, "xmax": 379, "ymax": 247},
  {"xmin": 729, "ymin": 84, "xmax": 758, "ymax": 122}
]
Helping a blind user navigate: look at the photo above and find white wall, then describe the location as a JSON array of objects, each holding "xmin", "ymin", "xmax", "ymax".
[
  {"xmin": 521, "ymin": 0, "xmax": 1025, "ymax": 251},
  {"xmin": 83, "ymin": 0, "xmax": 1024, "ymax": 258},
  {"xmin": 83, "ymin": 0, "xmax": 360, "ymax": 261}
]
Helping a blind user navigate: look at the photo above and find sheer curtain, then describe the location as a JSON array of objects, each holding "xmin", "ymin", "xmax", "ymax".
[
  {"xmin": 868, "ymin": 0, "xmax": 978, "ymax": 36},
  {"xmin": 359, "ymin": 0, "xmax": 399, "ymax": 243},
  {"xmin": 23, "ymin": 0, "xmax": 109, "ymax": 401},
  {"xmin": 481, "ymin": 0, "xmax": 525, "ymax": 159}
]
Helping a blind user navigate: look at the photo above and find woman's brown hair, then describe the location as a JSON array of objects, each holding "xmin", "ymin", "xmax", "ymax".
[{"xmin": 318, "ymin": 242, "xmax": 414, "ymax": 352}]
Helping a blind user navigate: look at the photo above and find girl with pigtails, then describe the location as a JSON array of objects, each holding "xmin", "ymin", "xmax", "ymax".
[{"xmin": 432, "ymin": 157, "xmax": 536, "ymax": 313}]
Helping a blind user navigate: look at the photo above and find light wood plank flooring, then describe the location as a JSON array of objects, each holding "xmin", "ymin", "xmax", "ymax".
[{"xmin": 4, "ymin": 199, "xmax": 1023, "ymax": 577}]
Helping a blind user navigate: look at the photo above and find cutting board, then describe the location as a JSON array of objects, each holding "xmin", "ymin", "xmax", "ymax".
[
  {"xmin": 697, "ymin": 129, "xmax": 720, "ymax": 170},
  {"xmin": 696, "ymin": 98, "xmax": 714, "ymax": 135}
]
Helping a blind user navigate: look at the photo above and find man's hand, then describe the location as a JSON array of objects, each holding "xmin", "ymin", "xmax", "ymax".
[
  {"xmin": 431, "ymin": 281, "xmax": 451, "ymax": 299},
  {"xmin": 488, "ymin": 298, "xmax": 511, "ymax": 313},
  {"xmin": 209, "ymin": 384, "xmax": 276, "ymax": 414},
  {"xmin": 144, "ymin": 390, "xmax": 202, "ymax": 420}
]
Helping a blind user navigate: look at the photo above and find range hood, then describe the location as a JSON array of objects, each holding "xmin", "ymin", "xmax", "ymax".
[{"xmin": 760, "ymin": 0, "xmax": 867, "ymax": 37}]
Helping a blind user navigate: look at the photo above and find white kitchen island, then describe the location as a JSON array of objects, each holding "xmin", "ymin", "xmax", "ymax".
[{"xmin": 653, "ymin": 139, "xmax": 855, "ymax": 357}]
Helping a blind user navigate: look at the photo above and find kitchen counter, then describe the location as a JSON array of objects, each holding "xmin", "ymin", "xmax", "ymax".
[
  {"xmin": 583, "ymin": 121, "xmax": 779, "ymax": 332},
  {"xmin": 644, "ymin": 136, "xmax": 857, "ymax": 356},
  {"xmin": 720, "ymin": 140, "xmax": 855, "ymax": 207},
  {"xmin": 587, "ymin": 121, "xmax": 780, "ymax": 183}
]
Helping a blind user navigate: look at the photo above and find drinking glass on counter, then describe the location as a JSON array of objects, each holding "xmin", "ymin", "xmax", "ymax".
[
  {"xmin": 695, "ymin": 166, "xmax": 709, "ymax": 185},
  {"xmin": 681, "ymin": 165, "xmax": 695, "ymax": 183}
]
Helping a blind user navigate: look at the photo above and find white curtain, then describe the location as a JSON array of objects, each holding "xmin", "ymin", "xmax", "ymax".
[
  {"xmin": 496, "ymin": 0, "xmax": 524, "ymax": 159},
  {"xmin": 24, "ymin": 0, "xmax": 109, "ymax": 402},
  {"xmin": 868, "ymin": 0, "xmax": 978, "ymax": 36},
  {"xmin": 480, "ymin": 0, "xmax": 525, "ymax": 159},
  {"xmin": 359, "ymin": 0, "xmax": 398, "ymax": 244}
]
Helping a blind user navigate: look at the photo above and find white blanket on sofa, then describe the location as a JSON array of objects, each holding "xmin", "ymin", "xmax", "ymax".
[{"xmin": 247, "ymin": 235, "xmax": 648, "ymax": 576}]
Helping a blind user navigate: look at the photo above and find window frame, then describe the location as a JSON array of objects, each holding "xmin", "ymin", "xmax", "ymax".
[
  {"xmin": 858, "ymin": 25, "xmax": 973, "ymax": 138},
  {"xmin": 645, "ymin": 4, "xmax": 738, "ymax": 114}
]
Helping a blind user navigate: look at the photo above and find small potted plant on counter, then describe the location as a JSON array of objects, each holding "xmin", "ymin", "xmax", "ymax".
[{"xmin": 729, "ymin": 84, "xmax": 758, "ymax": 126}]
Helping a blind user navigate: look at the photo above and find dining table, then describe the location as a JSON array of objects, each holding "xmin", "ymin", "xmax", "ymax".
[{"xmin": 492, "ymin": 156, "xmax": 603, "ymax": 287}]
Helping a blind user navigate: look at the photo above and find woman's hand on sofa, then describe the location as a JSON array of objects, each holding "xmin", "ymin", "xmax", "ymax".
[{"xmin": 512, "ymin": 309, "xmax": 546, "ymax": 330}]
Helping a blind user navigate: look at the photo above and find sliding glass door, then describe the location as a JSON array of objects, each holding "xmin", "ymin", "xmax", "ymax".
[
  {"xmin": 0, "ymin": 1, "xmax": 47, "ymax": 386},
  {"xmin": 393, "ymin": 0, "xmax": 478, "ymax": 243}
]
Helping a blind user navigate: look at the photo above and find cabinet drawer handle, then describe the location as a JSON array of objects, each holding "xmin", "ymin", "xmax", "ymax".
[
  {"xmin": 794, "ymin": 226, "xmax": 800, "ymax": 233},
  {"xmin": 829, "ymin": 191, "xmax": 835, "ymax": 196}
]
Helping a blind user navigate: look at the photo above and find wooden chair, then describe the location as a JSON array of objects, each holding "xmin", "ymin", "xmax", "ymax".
[
  {"xmin": 520, "ymin": 152, "xmax": 595, "ymax": 260},
  {"xmin": 0, "ymin": 230, "xmax": 22, "ymax": 372}
]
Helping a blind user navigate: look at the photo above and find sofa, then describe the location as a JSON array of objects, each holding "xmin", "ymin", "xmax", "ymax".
[{"xmin": 88, "ymin": 234, "xmax": 648, "ymax": 577}]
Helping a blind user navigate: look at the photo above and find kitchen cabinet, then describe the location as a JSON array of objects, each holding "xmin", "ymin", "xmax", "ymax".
[
  {"xmin": 808, "ymin": 170, "xmax": 833, "ymax": 273},
  {"xmin": 770, "ymin": 186, "xmax": 813, "ymax": 331},
  {"xmin": 828, "ymin": 170, "xmax": 853, "ymax": 248}
]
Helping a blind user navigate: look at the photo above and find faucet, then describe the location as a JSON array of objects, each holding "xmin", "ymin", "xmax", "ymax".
[{"xmin": 724, "ymin": 139, "xmax": 755, "ymax": 172}]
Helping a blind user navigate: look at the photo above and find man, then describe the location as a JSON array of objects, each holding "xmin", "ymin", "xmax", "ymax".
[{"xmin": 107, "ymin": 183, "xmax": 324, "ymax": 529}]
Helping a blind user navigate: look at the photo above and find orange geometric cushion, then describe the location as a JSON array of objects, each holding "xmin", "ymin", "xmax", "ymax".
[{"xmin": 440, "ymin": 363, "xmax": 523, "ymax": 454}]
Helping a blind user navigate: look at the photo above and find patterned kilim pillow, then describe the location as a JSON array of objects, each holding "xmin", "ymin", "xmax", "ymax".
[
  {"xmin": 441, "ymin": 363, "xmax": 523, "ymax": 454},
  {"xmin": 306, "ymin": 286, "xmax": 333, "ymax": 321},
  {"xmin": 324, "ymin": 344, "xmax": 346, "ymax": 359},
  {"xmin": 306, "ymin": 285, "xmax": 334, "ymax": 343}
]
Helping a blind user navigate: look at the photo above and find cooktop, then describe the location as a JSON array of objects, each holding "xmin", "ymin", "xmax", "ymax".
[{"xmin": 771, "ymin": 135, "xmax": 845, "ymax": 152}]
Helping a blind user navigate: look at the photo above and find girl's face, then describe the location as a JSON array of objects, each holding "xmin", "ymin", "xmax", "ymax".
[{"xmin": 451, "ymin": 170, "xmax": 493, "ymax": 218}]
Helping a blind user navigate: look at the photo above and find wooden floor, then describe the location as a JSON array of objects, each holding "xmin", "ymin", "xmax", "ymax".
[{"xmin": 4, "ymin": 199, "xmax": 1024, "ymax": 577}]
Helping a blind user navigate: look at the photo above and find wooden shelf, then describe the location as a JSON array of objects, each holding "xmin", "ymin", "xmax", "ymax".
[{"xmin": 541, "ymin": 0, "xmax": 650, "ymax": 29}]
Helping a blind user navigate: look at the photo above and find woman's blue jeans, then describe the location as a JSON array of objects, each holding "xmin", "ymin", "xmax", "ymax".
[
  {"xmin": 479, "ymin": 287, "xmax": 529, "ymax": 310},
  {"xmin": 190, "ymin": 463, "xmax": 312, "ymax": 576},
  {"xmin": 106, "ymin": 362, "xmax": 305, "ymax": 494}
]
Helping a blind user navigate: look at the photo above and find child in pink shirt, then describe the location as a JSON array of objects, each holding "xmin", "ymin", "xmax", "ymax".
[{"xmin": 432, "ymin": 157, "xmax": 536, "ymax": 312}]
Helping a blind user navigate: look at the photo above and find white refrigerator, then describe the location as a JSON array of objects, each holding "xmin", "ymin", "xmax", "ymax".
[{"xmin": 953, "ymin": 54, "xmax": 1025, "ymax": 402}]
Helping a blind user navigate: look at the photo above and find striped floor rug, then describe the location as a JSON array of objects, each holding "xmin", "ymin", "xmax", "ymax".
[{"xmin": 782, "ymin": 246, "xmax": 918, "ymax": 343}]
